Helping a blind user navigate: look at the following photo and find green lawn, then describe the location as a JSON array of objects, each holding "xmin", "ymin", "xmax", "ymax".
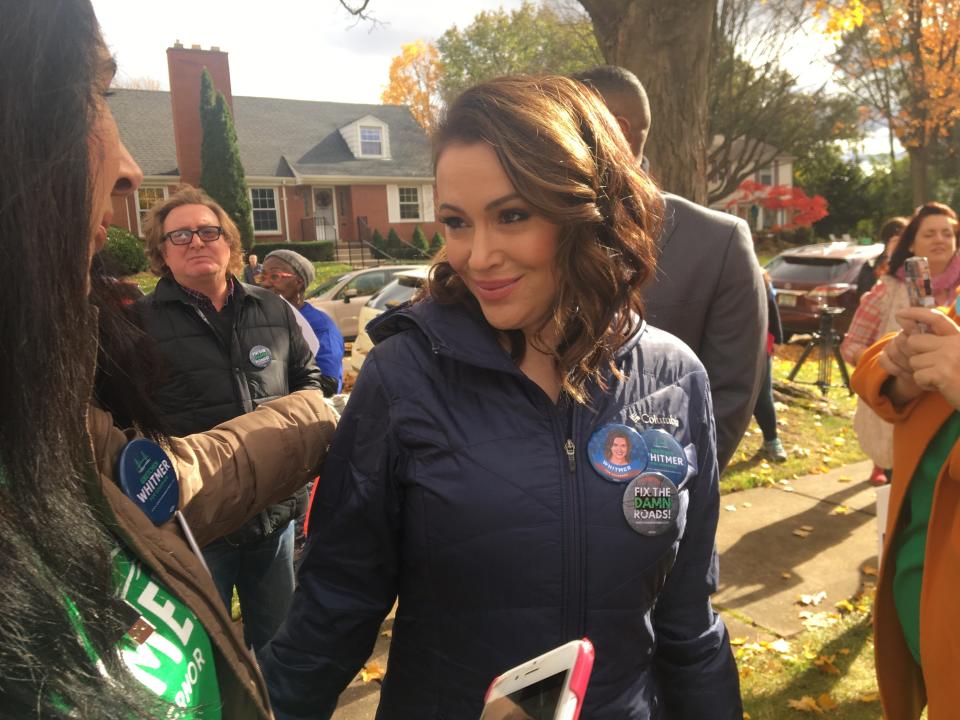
[
  {"xmin": 722, "ymin": 344, "xmax": 866, "ymax": 494},
  {"xmin": 738, "ymin": 595, "xmax": 884, "ymax": 719}
]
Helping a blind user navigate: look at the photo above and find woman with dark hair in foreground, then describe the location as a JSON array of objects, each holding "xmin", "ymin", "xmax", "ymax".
[
  {"xmin": 0, "ymin": 2, "xmax": 335, "ymax": 716},
  {"xmin": 262, "ymin": 76, "xmax": 741, "ymax": 719}
]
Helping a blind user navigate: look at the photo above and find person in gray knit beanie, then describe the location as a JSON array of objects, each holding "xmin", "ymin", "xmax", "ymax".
[
  {"xmin": 260, "ymin": 249, "xmax": 344, "ymax": 399},
  {"xmin": 263, "ymin": 249, "xmax": 316, "ymax": 290}
]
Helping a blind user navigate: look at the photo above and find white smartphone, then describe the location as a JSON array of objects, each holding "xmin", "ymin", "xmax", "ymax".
[{"xmin": 479, "ymin": 639, "xmax": 594, "ymax": 720}]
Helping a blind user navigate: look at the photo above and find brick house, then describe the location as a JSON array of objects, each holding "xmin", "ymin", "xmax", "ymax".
[{"xmin": 107, "ymin": 43, "xmax": 443, "ymax": 255}]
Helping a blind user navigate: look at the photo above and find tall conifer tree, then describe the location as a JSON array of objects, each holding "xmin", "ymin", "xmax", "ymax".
[{"xmin": 199, "ymin": 69, "xmax": 255, "ymax": 251}]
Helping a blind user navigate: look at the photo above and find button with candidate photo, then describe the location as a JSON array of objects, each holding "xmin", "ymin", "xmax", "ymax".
[
  {"xmin": 621, "ymin": 472, "xmax": 678, "ymax": 536},
  {"xmin": 588, "ymin": 424, "xmax": 648, "ymax": 483},
  {"xmin": 640, "ymin": 429, "xmax": 688, "ymax": 485}
]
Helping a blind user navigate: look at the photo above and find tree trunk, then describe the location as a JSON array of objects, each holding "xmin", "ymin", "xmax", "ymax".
[
  {"xmin": 908, "ymin": 145, "xmax": 928, "ymax": 207},
  {"xmin": 578, "ymin": 0, "xmax": 715, "ymax": 203}
]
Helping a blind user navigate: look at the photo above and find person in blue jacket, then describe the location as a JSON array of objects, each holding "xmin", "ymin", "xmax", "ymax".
[
  {"xmin": 261, "ymin": 249, "xmax": 344, "ymax": 396},
  {"xmin": 260, "ymin": 75, "xmax": 742, "ymax": 719}
]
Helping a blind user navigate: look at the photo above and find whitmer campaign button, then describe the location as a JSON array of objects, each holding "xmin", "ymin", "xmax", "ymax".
[
  {"xmin": 588, "ymin": 424, "xmax": 648, "ymax": 483},
  {"xmin": 117, "ymin": 439, "xmax": 179, "ymax": 525},
  {"xmin": 639, "ymin": 429, "xmax": 688, "ymax": 486}
]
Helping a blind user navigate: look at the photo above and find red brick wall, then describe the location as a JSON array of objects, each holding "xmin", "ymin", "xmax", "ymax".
[
  {"xmin": 348, "ymin": 185, "xmax": 444, "ymax": 242},
  {"xmin": 167, "ymin": 45, "xmax": 233, "ymax": 188}
]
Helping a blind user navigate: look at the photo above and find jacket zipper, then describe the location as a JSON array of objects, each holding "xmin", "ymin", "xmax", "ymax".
[{"xmin": 558, "ymin": 395, "xmax": 583, "ymax": 641}]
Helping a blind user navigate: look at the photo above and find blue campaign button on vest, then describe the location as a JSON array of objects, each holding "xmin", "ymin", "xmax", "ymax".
[
  {"xmin": 117, "ymin": 439, "xmax": 179, "ymax": 525},
  {"xmin": 640, "ymin": 429, "xmax": 688, "ymax": 485},
  {"xmin": 249, "ymin": 345, "xmax": 272, "ymax": 369},
  {"xmin": 588, "ymin": 423, "xmax": 649, "ymax": 483}
]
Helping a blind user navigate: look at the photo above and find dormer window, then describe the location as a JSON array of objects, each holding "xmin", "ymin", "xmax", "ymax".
[
  {"xmin": 340, "ymin": 115, "xmax": 391, "ymax": 159},
  {"xmin": 360, "ymin": 126, "xmax": 383, "ymax": 156}
]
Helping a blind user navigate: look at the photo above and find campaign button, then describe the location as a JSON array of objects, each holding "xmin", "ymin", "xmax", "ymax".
[
  {"xmin": 117, "ymin": 439, "xmax": 179, "ymax": 525},
  {"xmin": 588, "ymin": 424, "xmax": 648, "ymax": 483},
  {"xmin": 249, "ymin": 345, "xmax": 272, "ymax": 369},
  {"xmin": 621, "ymin": 472, "xmax": 678, "ymax": 536},
  {"xmin": 640, "ymin": 429, "xmax": 688, "ymax": 485}
]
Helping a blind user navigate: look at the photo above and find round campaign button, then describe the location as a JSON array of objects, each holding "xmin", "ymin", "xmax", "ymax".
[
  {"xmin": 249, "ymin": 345, "xmax": 273, "ymax": 369},
  {"xmin": 117, "ymin": 439, "xmax": 179, "ymax": 525},
  {"xmin": 640, "ymin": 429, "xmax": 688, "ymax": 486},
  {"xmin": 621, "ymin": 472, "xmax": 678, "ymax": 536},
  {"xmin": 588, "ymin": 424, "xmax": 649, "ymax": 483}
]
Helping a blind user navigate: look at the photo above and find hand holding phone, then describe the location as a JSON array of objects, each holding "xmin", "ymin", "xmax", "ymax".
[
  {"xmin": 480, "ymin": 639, "xmax": 594, "ymax": 720},
  {"xmin": 905, "ymin": 256, "xmax": 935, "ymax": 332}
]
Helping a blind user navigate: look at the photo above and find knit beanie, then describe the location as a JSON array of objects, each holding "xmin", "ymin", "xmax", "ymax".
[{"xmin": 264, "ymin": 249, "xmax": 315, "ymax": 289}]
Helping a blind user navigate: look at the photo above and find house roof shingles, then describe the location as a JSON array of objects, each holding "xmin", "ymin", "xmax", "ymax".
[{"xmin": 108, "ymin": 89, "xmax": 433, "ymax": 181}]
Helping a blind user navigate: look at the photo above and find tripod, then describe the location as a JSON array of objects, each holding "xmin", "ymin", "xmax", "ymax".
[{"xmin": 786, "ymin": 306, "xmax": 852, "ymax": 395}]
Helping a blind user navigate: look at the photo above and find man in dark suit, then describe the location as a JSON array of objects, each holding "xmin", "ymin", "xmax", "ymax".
[{"xmin": 574, "ymin": 66, "xmax": 767, "ymax": 471}]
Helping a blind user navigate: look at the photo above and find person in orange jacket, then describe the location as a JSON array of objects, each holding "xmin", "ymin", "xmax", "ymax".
[{"xmin": 851, "ymin": 303, "xmax": 960, "ymax": 719}]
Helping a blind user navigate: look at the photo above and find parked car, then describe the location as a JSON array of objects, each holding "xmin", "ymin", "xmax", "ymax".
[
  {"xmin": 349, "ymin": 267, "xmax": 430, "ymax": 374},
  {"xmin": 306, "ymin": 265, "xmax": 423, "ymax": 340},
  {"xmin": 766, "ymin": 241, "xmax": 884, "ymax": 339}
]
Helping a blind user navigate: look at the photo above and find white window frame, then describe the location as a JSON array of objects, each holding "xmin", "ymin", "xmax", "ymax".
[
  {"xmin": 250, "ymin": 187, "xmax": 280, "ymax": 235},
  {"xmin": 359, "ymin": 126, "xmax": 384, "ymax": 157},
  {"xmin": 135, "ymin": 186, "xmax": 169, "ymax": 236},
  {"xmin": 387, "ymin": 184, "xmax": 436, "ymax": 224},
  {"xmin": 398, "ymin": 186, "xmax": 422, "ymax": 221}
]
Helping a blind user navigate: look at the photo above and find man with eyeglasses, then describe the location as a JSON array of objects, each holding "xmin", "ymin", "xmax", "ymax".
[{"xmin": 137, "ymin": 185, "xmax": 323, "ymax": 653}]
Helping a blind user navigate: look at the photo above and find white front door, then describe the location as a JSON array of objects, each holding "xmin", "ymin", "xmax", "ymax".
[{"xmin": 313, "ymin": 188, "xmax": 338, "ymax": 242}]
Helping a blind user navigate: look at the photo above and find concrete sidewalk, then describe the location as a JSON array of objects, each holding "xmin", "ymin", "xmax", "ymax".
[
  {"xmin": 714, "ymin": 459, "xmax": 879, "ymax": 640},
  {"xmin": 331, "ymin": 460, "xmax": 881, "ymax": 718}
]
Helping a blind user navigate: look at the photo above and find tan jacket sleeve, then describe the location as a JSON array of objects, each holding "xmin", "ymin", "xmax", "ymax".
[{"xmin": 89, "ymin": 389, "xmax": 337, "ymax": 547}]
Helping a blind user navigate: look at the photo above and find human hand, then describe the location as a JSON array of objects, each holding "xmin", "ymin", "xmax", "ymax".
[{"xmin": 898, "ymin": 308, "xmax": 960, "ymax": 409}]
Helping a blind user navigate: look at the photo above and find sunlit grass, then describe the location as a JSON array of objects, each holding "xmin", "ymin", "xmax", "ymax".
[{"xmin": 722, "ymin": 342, "xmax": 866, "ymax": 494}]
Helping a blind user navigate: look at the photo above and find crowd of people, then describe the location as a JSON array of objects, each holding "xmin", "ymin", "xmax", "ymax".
[{"xmin": 1, "ymin": 1, "xmax": 958, "ymax": 719}]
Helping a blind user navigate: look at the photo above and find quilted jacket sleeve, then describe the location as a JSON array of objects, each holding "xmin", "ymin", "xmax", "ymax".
[
  {"xmin": 260, "ymin": 352, "xmax": 402, "ymax": 720},
  {"xmin": 652, "ymin": 372, "xmax": 743, "ymax": 718}
]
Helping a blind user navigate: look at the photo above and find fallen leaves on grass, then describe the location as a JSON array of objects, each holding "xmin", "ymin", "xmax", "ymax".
[
  {"xmin": 835, "ymin": 599, "xmax": 855, "ymax": 614},
  {"xmin": 787, "ymin": 695, "xmax": 823, "ymax": 713},
  {"xmin": 787, "ymin": 692, "xmax": 839, "ymax": 714},
  {"xmin": 813, "ymin": 655, "xmax": 841, "ymax": 675}
]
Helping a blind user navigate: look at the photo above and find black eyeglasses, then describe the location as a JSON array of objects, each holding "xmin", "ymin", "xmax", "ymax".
[{"xmin": 163, "ymin": 225, "xmax": 223, "ymax": 245}]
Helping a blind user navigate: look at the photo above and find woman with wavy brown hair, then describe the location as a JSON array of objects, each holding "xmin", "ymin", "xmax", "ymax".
[{"xmin": 262, "ymin": 75, "xmax": 742, "ymax": 719}]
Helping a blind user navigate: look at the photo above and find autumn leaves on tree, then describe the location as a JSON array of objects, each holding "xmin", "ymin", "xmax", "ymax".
[
  {"xmin": 819, "ymin": 0, "xmax": 960, "ymax": 205},
  {"xmin": 381, "ymin": 40, "xmax": 443, "ymax": 132}
]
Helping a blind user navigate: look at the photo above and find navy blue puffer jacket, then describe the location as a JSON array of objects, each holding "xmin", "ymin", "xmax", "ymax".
[{"xmin": 261, "ymin": 299, "xmax": 742, "ymax": 719}]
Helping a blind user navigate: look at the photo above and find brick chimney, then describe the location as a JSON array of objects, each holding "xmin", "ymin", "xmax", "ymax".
[{"xmin": 167, "ymin": 43, "xmax": 233, "ymax": 186}]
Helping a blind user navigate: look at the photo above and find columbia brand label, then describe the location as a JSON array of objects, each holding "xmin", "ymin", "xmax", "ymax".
[
  {"xmin": 629, "ymin": 408, "xmax": 680, "ymax": 428},
  {"xmin": 249, "ymin": 345, "xmax": 272, "ymax": 368},
  {"xmin": 588, "ymin": 424, "xmax": 648, "ymax": 483},
  {"xmin": 117, "ymin": 439, "xmax": 178, "ymax": 525},
  {"xmin": 640, "ymin": 429, "xmax": 688, "ymax": 485},
  {"xmin": 622, "ymin": 472, "xmax": 678, "ymax": 536}
]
